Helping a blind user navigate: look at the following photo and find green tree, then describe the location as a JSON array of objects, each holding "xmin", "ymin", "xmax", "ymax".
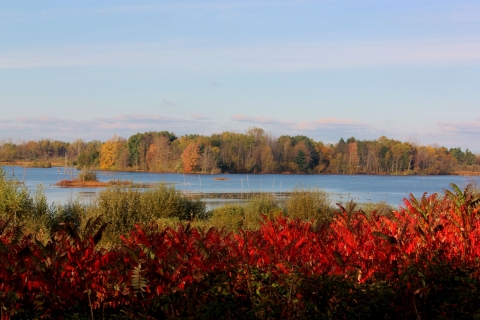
[
  {"xmin": 295, "ymin": 150, "xmax": 306, "ymax": 172},
  {"xmin": 127, "ymin": 133, "xmax": 143, "ymax": 168},
  {"xmin": 76, "ymin": 140, "xmax": 101, "ymax": 168}
]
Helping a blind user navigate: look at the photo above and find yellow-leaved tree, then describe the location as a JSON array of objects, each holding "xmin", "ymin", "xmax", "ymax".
[{"xmin": 100, "ymin": 135, "xmax": 124, "ymax": 170}]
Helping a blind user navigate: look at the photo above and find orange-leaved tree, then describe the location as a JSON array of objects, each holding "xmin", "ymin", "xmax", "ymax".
[{"xmin": 181, "ymin": 143, "xmax": 200, "ymax": 173}]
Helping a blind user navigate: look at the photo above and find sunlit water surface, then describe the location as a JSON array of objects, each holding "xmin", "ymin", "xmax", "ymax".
[{"xmin": 3, "ymin": 166, "xmax": 478, "ymax": 210}]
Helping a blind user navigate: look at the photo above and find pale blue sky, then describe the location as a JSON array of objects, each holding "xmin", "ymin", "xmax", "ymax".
[{"xmin": 1, "ymin": 1, "xmax": 480, "ymax": 151}]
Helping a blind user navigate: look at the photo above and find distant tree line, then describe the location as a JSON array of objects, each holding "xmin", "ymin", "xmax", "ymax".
[{"xmin": 1, "ymin": 127, "xmax": 479, "ymax": 175}]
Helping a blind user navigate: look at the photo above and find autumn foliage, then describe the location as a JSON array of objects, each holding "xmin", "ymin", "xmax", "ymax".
[
  {"xmin": 2, "ymin": 129, "xmax": 479, "ymax": 174},
  {"xmin": 99, "ymin": 135, "xmax": 124, "ymax": 170},
  {"xmin": 1, "ymin": 184, "xmax": 480, "ymax": 318},
  {"xmin": 181, "ymin": 143, "xmax": 200, "ymax": 173}
]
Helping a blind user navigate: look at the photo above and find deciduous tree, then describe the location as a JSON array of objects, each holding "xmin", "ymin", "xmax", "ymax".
[{"xmin": 181, "ymin": 143, "xmax": 200, "ymax": 173}]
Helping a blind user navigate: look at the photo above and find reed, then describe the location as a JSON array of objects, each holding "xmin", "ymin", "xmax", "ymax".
[
  {"xmin": 0, "ymin": 167, "xmax": 34, "ymax": 223},
  {"xmin": 206, "ymin": 194, "xmax": 282, "ymax": 231}
]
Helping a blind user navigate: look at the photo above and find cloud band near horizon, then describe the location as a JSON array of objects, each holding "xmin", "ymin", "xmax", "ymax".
[{"xmin": 1, "ymin": 113, "xmax": 479, "ymax": 153}]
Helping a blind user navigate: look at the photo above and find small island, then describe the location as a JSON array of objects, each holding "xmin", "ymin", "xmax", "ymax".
[
  {"xmin": 55, "ymin": 169, "xmax": 134, "ymax": 188},
  {"xmin": 56, "ymin": 179, "xmax": 135, "ymax": 188},
  {"xmin": 56, "ymin": 179, "xmax": 109, "ymax": 187}
]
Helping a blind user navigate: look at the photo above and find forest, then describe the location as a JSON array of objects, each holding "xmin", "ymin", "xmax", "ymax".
[{"xmin": 0, "ymin": 127, "xmax": 479, "ymax": 175}]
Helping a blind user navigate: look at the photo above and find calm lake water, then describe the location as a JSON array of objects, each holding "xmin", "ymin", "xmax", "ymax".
[{"xmin": 2, "ymin": 166, "xmax": 478, "ymax": 210}]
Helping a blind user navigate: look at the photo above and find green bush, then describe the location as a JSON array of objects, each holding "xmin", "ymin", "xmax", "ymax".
[
  {"xmin": 243, "ymin": 193, "xmax": 282, "ymax": 230},
  {"xmin": 86, "ymin": 183, "xmax": 206, "ymax": 242},
  {"xmin": 209, "ymin": 204, "xmax": 245, "ymax": 230},
  {"xmin": 284, "ymin": 188, "xmax": 334, "ymax": 223},
  {"xmin": 77, "ymin": 168, "xmax": 97, "ymax": 182},
  {"xmin": 0, "ymin": 168, "xmax": 57, "ymax": 240},
  {"xmin": 0, "ymin": 166, "xmax": 33, "ymax": 222},
  {"xmin": 207, "ymin": 194, "xmax": 281, "ymax": 231},
  {"xmin": 51, "ymin": 200, "xmax": 87, "ymax": 232}
]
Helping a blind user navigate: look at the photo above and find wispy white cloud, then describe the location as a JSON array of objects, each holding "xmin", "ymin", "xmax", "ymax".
[
  {"xmin": 229, "ymin": 114, "xmax": 480, "ymax": 151},
  {"xmin": 2, "ymin": 113, "xmax": 480, "ymax": 152},
  {"xmin": 2, "ymin": 37, "xmax": 479, "ymax": 70},
  {"xmin": 0, "ymin": 114, "xmax": 215, "ymax": 141},
  {"xmin": 95, "ymin": 114, "xmax": 182, "ymax": 124},
  {"xmin": 231, "ymin": 113, "xmax": 377, "ymax": 142},
  {"xmin": 17, "ymin": 116, "xmax": 66, "ymax": 124},
  {"xmin": 232, "ymin": 114, "xmax": 366, "ymax": 130},
  {"xmin": 397, "ymin": 120, "xmax": 480, "ymax": 152},
  {"xmin": 438, "ymin": 119, "xmax": 480, "ymax": 135},
  {"xmin": 232, "ymin": 114, "xmax": 295, "ymax": 125},
  {"xmin": 297, "ymin": 118, "xmax": 366, "ymax": 130},
  {"xmin": 192, "ymin": 114, "xmax": 209, "ymax": 120},
  {"xmin": 0, "ymin": 113, "xmax": 379, "ymax": 144}
]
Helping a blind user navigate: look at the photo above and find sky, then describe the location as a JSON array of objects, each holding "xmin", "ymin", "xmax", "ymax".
[{"xmin": 1, "ymin": 0, "xmax": 480, "ymax": 151}]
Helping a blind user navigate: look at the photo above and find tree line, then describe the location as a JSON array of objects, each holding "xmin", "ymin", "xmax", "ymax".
[{"xmin": 0, "ymin": 127, "xmax": 479, "ymax": 174}]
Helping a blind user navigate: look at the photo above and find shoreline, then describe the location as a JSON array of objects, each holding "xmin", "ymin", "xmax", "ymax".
[
  {"xmin": 55, "ymin": 179, "xmax": 152, "ymax": 188},
  {"xmin": 2, "ymin": 163, "xmax": 479, "ymax": 177},
  {"xmin": 182, "ymin": 191, "xmax": 292, "ymax": 200}
]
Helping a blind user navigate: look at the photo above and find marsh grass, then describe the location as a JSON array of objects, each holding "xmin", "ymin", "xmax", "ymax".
[
  {"xmin": 206, "ymin": 194, "xmax": 283, "ymax": 231},
  {"xmin": 1, "ymin": 165, "xmax": 402, "ymax": 246},
  {"xmin": 85, "ymin": 183, "xmax": 206, "ymax": 242},
  {"xmin": 1, "ymin": 167, "xmax": 207, "ymax": 244},
  {"xmin": 283, "ymin": 188, "xmax": 334, "ymax": 224},
  {"xmin": 0, "ymin": 168, "xmax": 58, "ymax": 243},
  {"xmin": 0, "ymin": 167, "xmax": 32, "ymax": 222}
]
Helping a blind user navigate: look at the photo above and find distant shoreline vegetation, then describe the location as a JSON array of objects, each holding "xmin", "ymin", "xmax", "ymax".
[
  {"xmin": 0, "ymin": 127, "xmax": 479, "ymax": 175},
  {"xmin": 1, "ymin": 163, "xmax": 479, "ymax": 178}
]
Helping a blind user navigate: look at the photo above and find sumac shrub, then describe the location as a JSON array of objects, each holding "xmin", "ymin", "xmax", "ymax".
[{"xmin": 1, "ymin": 183, "xmax": 480, "ymax": 319}]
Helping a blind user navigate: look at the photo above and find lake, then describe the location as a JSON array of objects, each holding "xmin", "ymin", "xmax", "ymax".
[{"xmin": 2, "ymin": 165, "xmax": 478, "ymax": 210}]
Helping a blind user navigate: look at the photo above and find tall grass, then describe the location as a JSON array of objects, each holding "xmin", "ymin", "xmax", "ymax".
[
  {"xmin": 1, "ymin": 167, "xmax": 207, "ymax": 244},
  {"xmin": 0, "ymin": 167, "xmax": 32, "ymax": 222},
  {"xmin": 85, "ymin": 183, "xmax": 206, "ymax": 242},
  {"xmin": 208, "ymin": 193, "xmax": 283, "ymax": 231},
  {"xmin": 207, "ymin": 190, "xmax": 335, "ymax": 231},
  {"xmin": 0, "ymin": 168, "xmax": 64, "ymax": 244},
  {"xmin": 1, "ymin": 165, "xmax": 400, "ymax": 245},
  {"xmin": 283, "ymin": 188, "xmax": 334, "ymax": 223}
]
